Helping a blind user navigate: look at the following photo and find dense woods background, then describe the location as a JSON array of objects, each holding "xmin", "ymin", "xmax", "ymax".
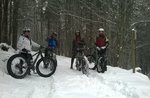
[{"xmin": 0, "ymin": 0, "xmax": 150, "ymax": 77}]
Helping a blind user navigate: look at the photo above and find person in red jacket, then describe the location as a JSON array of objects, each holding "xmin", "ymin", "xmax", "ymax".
[
  {"xmin": 92, "ymin": 28, "xmax": 109, "ymax": 70},
  {"xmin": 96, "ymin": 28, "xmax": 109, "ymax": 47}
]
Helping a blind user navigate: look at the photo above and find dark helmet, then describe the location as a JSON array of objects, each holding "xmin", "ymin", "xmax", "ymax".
[
  {"xmin": 75, "ymin": 31, "xmax": 80, "ymax": 36},
  {"xmin": 52, "ymin": 32, "xmax": 57, "ymax": 36}
]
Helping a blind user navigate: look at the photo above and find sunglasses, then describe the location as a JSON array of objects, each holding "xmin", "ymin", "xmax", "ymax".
[{"xmin": 24, "ymin": 31, "xmax": 30, "ymax": 32}]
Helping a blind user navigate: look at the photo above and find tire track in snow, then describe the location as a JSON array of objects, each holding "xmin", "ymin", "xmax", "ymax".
[
  {"xmin": 89, "ymin": 71, "xmax": 139, "ymax": 98},
  {"xmin": 26, "ymin": 76, "xmax": 56, "ymax": 98}
]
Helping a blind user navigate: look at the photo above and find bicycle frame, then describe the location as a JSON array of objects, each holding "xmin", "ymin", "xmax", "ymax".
[
  {"xmin": 31, "ymin": 50, "xmax": 44, "ymax": 66},
  {"xmin": 94, "ymin": 48, "xmax": 105, "ymax": 66},
  {"xmin": 75, "ymin": 48, "xmax": 89, "ymax": 74},
  {"xmin": 76, "ymin": 49, "xmax": 85, "ymax": 63},
  {"xmin": 97, "ymin": 56, "xmax": 102, "ymax": 63}
]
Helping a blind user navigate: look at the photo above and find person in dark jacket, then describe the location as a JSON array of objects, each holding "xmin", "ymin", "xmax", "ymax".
[{"xmin": 70, "ymin": 31, "xmax": 85, "ymax": 69}]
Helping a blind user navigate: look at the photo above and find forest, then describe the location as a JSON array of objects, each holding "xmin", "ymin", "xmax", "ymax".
[{"xmin": 0, "ymin": 0, "xmax": 150, "ymax": 77}]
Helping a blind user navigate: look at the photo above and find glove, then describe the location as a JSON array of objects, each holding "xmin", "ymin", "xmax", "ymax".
[
  {"xmin": 101, "ymin": 46, "xmax": 106, "ymax": 49},
  {"xmin": 96, "ymin": 47, "xmax": 101, "ymax": 51},
  {"xmin": 40, "ymin": 45, "xmax": 44, "ymax": 49},
  {"xmin": 21, "ymin": 48, "xmax": 29, "ymax": 53}
]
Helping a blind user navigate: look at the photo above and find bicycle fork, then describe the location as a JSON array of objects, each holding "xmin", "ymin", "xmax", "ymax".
[
  {"xmin": 81, "ymin": 56, "xmax": 89, "ymax": 75},
  {"xmin": 97, "ymin": 57, "xmax": 103, "ymax": 72}
]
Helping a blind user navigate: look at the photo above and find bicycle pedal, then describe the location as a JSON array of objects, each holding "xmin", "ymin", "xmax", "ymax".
[
  {"xmin": 79, "ymin": 68, "xmax": 81, "ymax": 71},
  {"xmin": 27, "ymin": 70, "xmax": 31, "ymax": 75},
  {"xmin": 33, "ymin": 70, "xmax": 37, "ymax": 74},
  {"xmin": 17, "ymin": 71, "xmax": 23, "ymax": 74},
  {"xmin": 28, "ymin": 72, "xmax": 31, "ymax": 75}
]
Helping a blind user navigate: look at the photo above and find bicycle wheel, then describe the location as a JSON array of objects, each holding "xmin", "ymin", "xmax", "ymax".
[
  {"xmin": 7, "ymin": 54, "xmax": 29, "ymax": 79},
  {"xmin": 97, "ymin": 57, "xmax": 107, "ymax": 73},
  {"xmin": 97, "ymin": 64, "xmax": 101, "ymax": 73},
  {"xmin": 97, "ymin": 58, "xmax": 102, "ymax": 73},
  {"xmin": 75, "ymin": 58, "xmax": 81, "ymax": 71},
  {"xmin": 86, "ymin": 55, "xmax": 95, "ymax": 69},
  {"xmin": 81, "ymin": 60, "xmax": 89, "ymax": 75},
  {"xmin": 36, "ymin": 57, "xmax": 57, "ymax": 77},
  {"xmin": 101, "ymin": 59, "xmax": 107, "ymax": 73}
]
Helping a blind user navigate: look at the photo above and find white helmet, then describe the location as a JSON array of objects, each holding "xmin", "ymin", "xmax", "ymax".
[
  {"xmin": 23, "ymin": 27, "xmax": 31, "ymax": 33},
  {"xmin": 98, "ymin": 28, "xmax": 104, "ymax": 32}
]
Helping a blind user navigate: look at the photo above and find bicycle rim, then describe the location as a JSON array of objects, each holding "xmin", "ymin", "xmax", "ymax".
[
  {"xmin": 87, "ymin": 55, "xmax": 95, "ymax": 69},
  {"xmin": 7, "ymin": 54, "xmax": 29, "ymax": 79},
  {"xmin": 82, "ymin": 60, "xmax": 89, "ymax": 75},
  {"xmin": 76, "ymin": 59, "xmax": 81, "ymax": 71},
  {"xmin": 97, "ymin": 61, "xmax": 102, "ymax": 73},
  {"xmin": 36, "ymin": 58, "xmax": 56, "ymax": 77}
]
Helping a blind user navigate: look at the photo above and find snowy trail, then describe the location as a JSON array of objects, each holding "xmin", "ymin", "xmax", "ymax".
[
  {"xmin": 52, "ymin": 56, "xmax": 150, "ymax": 98},
  {"xmin": 0, "ymin": 50, "xmax": 150, "ymax": 98}
]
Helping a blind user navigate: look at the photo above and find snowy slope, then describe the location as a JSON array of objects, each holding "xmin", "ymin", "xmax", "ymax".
[{"xmin": 0, "ymin": 49, "xmax": 150, "ymax": 98}]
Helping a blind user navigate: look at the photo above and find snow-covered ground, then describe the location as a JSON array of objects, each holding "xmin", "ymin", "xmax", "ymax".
[{"xmin": 0, "ymin": 46, "xmax": 150, "ymax": 98}]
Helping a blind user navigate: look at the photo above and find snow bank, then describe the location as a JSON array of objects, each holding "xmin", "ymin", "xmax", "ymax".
[{"xmin": 0, "ymin": 46, "xmax": 150, "ymax": 98}]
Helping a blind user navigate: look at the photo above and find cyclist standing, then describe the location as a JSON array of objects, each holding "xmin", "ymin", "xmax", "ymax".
[
  {"xmin": 92, "ymin": 28, "xmax": 109, "ymax": 71},
  {"xmin": 70, "ymin": 31, "xmax": 85, "ymax": 69},
  {"xmin": 45, "ymin": 32, "xmax": 58, "ymax": 60}
]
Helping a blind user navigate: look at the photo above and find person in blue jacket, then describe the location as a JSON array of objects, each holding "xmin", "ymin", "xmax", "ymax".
[
  {"xmin": 47, "ymin": 32, "xmax": 58, "ymax": 49},
  {"xmin": 45, "ymin": 32, "xmax": 58, "ymax": 58}
]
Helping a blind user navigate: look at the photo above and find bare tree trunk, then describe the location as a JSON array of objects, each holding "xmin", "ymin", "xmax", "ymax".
[
  {"xmin": 2, "ymin": 0, "xmax": 9, "ymax": 43},
  {"xmin": 8, "ymin": 0, "xmax": 13, "ymax": 45},
  {"xmin": 59, "ymin": 0, "xmax": 66, "ymax": 56},
  {"xmin": 0, "ymin": 0, "xmax": 2, "ymax": 42},
  {"xmin": 12, "ymin": 0, "xmax": 19, "ymax": 49}
]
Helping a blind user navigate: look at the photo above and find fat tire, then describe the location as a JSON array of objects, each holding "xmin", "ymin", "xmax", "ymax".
[
  {"xmin": 7, "ymin": 54, "xmax": 29, "ymax": 79},
  {"xmin": 81, "ymin": 60, "xmax": 88, "ymax": 75},
  {"xmin": 101, "ymin": 60, "xmax": 107, "ymax": 73},
  {"xmin": 97, "ymin": 60, "xmax": 102, "ymax": 73},
  {"xmin": 86, "ymin": 55, "xmax": 95, "ymax": 69},
  {"xmin": 36, "ymin": 57, "xmax": 57, "ymax": 77}
]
